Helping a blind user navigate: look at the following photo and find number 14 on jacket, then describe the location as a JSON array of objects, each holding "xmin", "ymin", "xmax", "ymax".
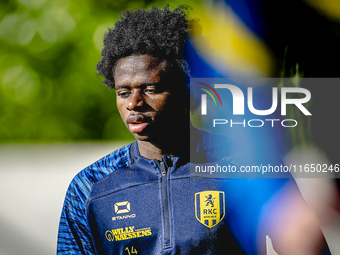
[{"xmin": 125, "ymin": 246, "xmax": 138, "ymax": 255}]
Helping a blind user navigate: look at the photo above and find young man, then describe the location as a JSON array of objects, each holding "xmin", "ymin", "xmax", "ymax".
[{"xmin": 57, "ymin": 6, "xmax": 327, "ymax": 255}]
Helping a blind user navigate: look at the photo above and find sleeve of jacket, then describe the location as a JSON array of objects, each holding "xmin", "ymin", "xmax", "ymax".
[
  {"xmin": 57, "ymin": 143, "xmax": 133, "ymax": 254},
  {"xmin": 57, "ymin": 172, "xmax": 96, "ymax": 255}
]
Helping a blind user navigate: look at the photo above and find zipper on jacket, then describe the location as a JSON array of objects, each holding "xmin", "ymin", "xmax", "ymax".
[{"xmin": 156, "ymin": 160, "xmax": 171, "ymax": 248}]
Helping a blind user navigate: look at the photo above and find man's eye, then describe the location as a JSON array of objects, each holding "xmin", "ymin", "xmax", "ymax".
[
  {"xmin": 144, "ymin": 87, "xmax": 158, "ymax": 94},
  {"xmin": 117, "ymin": 91, "xmax": 131, "ymax": 98}
]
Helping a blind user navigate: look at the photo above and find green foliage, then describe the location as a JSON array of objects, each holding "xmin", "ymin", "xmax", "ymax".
[{"xmin": 0, "ymin": 0, "xmax": 196, "ymax": 142}]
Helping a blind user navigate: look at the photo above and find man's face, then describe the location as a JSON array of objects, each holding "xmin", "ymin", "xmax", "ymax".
[{"xmin": 114, "ymin": 55, "xmax": 187, "ymax": 142}]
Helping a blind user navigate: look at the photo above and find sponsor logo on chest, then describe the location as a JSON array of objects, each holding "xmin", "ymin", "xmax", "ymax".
[{"xmin": 105, "ymin": 226, "xmax": 152, "ymax": 242}]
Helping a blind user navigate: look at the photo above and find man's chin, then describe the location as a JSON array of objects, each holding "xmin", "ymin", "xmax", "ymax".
[
  {"xmin": 131, "ymin": 132, "xmax": 152, "ymax": 142},
  {"xmin": 131, "ymin": 131, "xmax": 163, "ymax": 144}
]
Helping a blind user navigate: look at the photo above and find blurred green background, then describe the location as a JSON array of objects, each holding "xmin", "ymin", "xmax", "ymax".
[
  {"xmin": 0, "ymin": 0, "xmax": 198, "ymax": 143},
  {"xmin": 1, "ymin": 2, "xmax": 340, "ymax": 254},
  {"xmin": 1, "ymin": 0, "xmax": 340, "ymax": 145}
]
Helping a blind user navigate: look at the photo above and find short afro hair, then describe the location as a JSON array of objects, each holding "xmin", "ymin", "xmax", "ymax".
[{"xmin": 96, "ymin": 5, "xmax": 193, "ymax": 89}]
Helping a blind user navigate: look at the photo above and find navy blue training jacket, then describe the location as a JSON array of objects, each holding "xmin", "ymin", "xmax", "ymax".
[{"xmin": 57, "ymin": 129, "xmax": 294, "ymax": 254}]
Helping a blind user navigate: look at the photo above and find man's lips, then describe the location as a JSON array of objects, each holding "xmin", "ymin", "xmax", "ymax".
[
  {"xmin": 128, "ymin": 122, "xmax": 149, "ymax": 133},
  {"xmin": 126, "ymin": 114, "xmax": 151, "ymax": 133}
]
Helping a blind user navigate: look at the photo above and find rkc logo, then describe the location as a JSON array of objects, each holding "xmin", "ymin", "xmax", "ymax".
[{"xmin": 195, "ymin": 191, "xmax": 225, "ymax": 228}]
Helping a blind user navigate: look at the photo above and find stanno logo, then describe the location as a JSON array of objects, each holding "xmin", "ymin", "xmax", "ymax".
[
  {"xmin": 112, "ymin": 214, "xmax": 136, "ymax": 221},
  {"xmin": 114, "ymin": 201, "xmax": 130, "ymax": 214},
  {"xmin": 195, "ymin": 191, "xmax": 225, "ymax": 228}
]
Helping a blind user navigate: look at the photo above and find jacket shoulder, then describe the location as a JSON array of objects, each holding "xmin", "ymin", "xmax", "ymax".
[
  {"xmin": 57, "ymin": 142, "xmax": 133, "ymax": 254},
  {"xmin": 65, "ymin": 142, "xmax": 133, "ymax": 209}
]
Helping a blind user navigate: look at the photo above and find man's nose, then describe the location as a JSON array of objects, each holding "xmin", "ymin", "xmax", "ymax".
[{"xmin": 127, "ymin": 90, "xmax": 144, "ymax": 111}]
